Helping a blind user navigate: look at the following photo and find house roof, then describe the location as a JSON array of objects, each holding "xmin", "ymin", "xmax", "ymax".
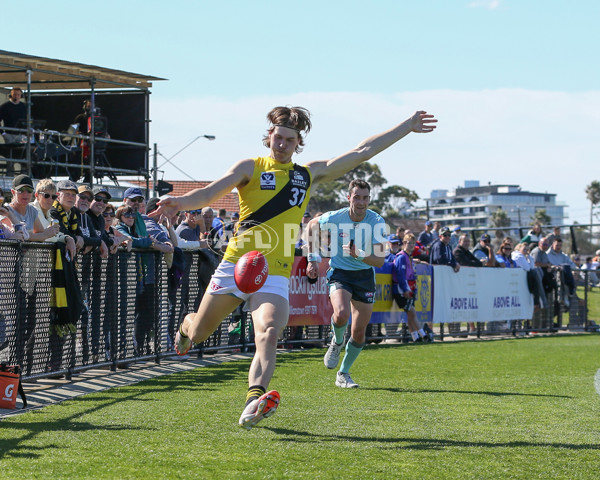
[{"xmin": 130, "ymin": 180, "xmax": 239, "ymax": 213}]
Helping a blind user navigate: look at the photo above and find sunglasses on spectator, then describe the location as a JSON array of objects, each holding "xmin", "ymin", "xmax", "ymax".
[
  {"xmin": 442, "ymin": 233, "xmax": 451, "ymax": 237},
  {"xmin": 103, "ymin": 212, "xmax": 116, "ymax": 217},
  {"xmin": 94, "ymin": 196, "xmax": 109, "ymax": 204},
  {"xmin": 129, "ymin": 197, "xmax": 144, "ymax": 203},
  {"xmin": 122, "ymin": 212, "xmax": 135, "ymax": 218},
  {"xmin": 17, "ymin": 187, "xmax": 34, "ymax": 194},
  {"xmin": 483, "ymin": 240, "xmax": 491, "ymax": 243},
  {"xmin": 78, "ymin": 194, "xmax": 93, "ymax": 202},
  {"xmin": 39, "ymin": 192, "xmax": 58, "ymax": 200},
  {"xmin": 503, "ymin": 247, "xmax": 512, "ymax": 250}
]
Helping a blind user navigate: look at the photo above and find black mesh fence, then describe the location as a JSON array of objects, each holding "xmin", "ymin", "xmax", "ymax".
[{"xmin": 0, "ymin": 241, "xmax": 596, "ymax": 381}]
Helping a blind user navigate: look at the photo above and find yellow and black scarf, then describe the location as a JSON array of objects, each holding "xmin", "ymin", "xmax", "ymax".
[{"xmin": 49, "ymin": 201, "xmax": 83, "ymax": 337}]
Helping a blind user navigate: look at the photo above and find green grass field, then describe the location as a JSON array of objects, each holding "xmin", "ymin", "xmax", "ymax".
[
  {"xmin": 579, "ymin": 286, "xmax": 600, "ymax": 321},
  {"xmin": 1, "ymin": 335, "xmax": 599, "ymax": 479}
]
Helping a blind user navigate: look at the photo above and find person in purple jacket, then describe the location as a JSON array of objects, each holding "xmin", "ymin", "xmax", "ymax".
[{"xmin": 390, "ymin": 233, "xmax": 431, "ymax": 343}]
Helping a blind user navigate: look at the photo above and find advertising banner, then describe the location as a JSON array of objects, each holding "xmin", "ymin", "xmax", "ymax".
[
  {"xmin": 432, "ymin": 266, "xmax": 534, "ymax": 324},
  {"xmin": 288, "ymin": 256, "xmax": 333, "ymax": 326},
  {"xmin": 371, "ymin": 262, "xmax": 433, "ymax": 324}
]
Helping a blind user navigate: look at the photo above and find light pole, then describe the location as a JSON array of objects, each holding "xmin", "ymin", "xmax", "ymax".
[{"xmin": 152, "ymin": 134, "xmax": 216, "ymax": 196}]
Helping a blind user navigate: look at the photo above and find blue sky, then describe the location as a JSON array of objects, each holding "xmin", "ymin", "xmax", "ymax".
[{"xmin": 3, "ymin": 0, "xmax": 599, "ymax": 223}]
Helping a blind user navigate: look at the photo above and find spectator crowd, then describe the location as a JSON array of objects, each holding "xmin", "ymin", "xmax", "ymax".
[{"xmin": 0, "ymin": 175, "xmax": 239, "ymax": 375}]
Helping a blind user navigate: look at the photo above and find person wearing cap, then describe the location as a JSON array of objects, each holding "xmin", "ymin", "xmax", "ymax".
[
  {"xmin": 46, "ymin": 179, "xmax": 87, "ymax": 375},
  {"xmin": 4, "ymin": 174, "xmax": 60, "ymax": 242},
  {"xmin": 86, "ymin": 186, "xmax": 118, "ymax": 254},
  {"xmin": 175, "ymin": 210, "xmax": 207, "ymax": 249},
  {"xmin": 75, "ymin": 185, "xmax": 108, "ymax": 258},
  {"xmin": 417, "ymin": 220, "xmax": 435, "ymax": 247},
  {"xmin": 385, "ymin": 233, "xmax": 402, "ymax": 262},
  {"xmin": 5, "ymin": 175, "xmax": 55, "ymax": 374},
  {"xmin": 74, "ymin": 185, "xmax": 108, "ymax": 364},
  {"xmin": 472, "ymin": 233, "xmax": 500, "ymax": 267},
  {"xmin": 429, "ymin": 226, "xmax": 460, "ymax": 272},
  {"xmin": 0, "ymin": 185, "xmax": 24, "ymax": 241},
  {"xmin": 49, "ymin": 180, "xmax": 85, "ymax": 253},
  {"xmin": 123, "ymin": 187, "xmax": 148, "ymax": 240},
  {"xmin": 151, "ymin": 106, "xmax": 437, "ymax": 428}
]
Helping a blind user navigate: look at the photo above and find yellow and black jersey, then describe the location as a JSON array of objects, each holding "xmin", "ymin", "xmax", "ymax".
[{"xmin": 223, "ymin": 156, "xmax": 312, "ymax": 278}]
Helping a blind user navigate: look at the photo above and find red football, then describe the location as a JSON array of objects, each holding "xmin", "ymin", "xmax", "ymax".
[{"xmin": 234, "ymin": 250, "xmax": 269, "ymax": 294}]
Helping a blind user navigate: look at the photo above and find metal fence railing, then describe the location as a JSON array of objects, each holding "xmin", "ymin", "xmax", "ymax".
[{"xmin": 0, "ymin": 241, "xmax": 597, "ymax": 382}]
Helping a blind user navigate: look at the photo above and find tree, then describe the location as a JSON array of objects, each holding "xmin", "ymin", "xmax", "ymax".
[
  {"xmin": 531, "ymin": 208, "xmax": 552, "ymax": 226},
  {"xmin": 585, "ymin": 180, "xmax": 600, "ymax": 228},
  {"xmin": 307, "ymin": 162, "xmax": 418, "ymax": 216},
  {"xmin": 490, "ymin": 207, "xmax": 511, "ymax": 228}
]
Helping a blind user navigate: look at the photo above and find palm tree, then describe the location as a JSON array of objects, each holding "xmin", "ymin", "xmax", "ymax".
[
  {"xmin": 531, "ymin": 209, "xmax": 552, "ymax": 226},
  {"xmin": 490, "ymin": 207, "xmax": 511, "ymax": 228},
  {"xmin": 585, "ymin": 180, "xmax": 600, "ymax": 231}
]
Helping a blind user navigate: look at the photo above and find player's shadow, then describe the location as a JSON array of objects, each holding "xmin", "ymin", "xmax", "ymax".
[
  {"xmin": 265, "ymin": 427, "xmax": 600, "ymax": 451},
  {"xmin": 0, "ymin": 360, "xmax": 253, "ymax": 461},
  {"xmin": 0, "ymin": 389, "xmax": 150, "ymax": 461},
  {"xmin": 365, "ymin": 386, "xmax": 573, "ymax": 399}
]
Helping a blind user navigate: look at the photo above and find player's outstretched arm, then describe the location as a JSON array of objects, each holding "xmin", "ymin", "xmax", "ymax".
[
  {"xmin": 151, "ymin": 159, "xmax": 254, "ymax": 219},
  {"xmin": 307, "ymin": 110, "xmax": 437, "ymax": 184}
]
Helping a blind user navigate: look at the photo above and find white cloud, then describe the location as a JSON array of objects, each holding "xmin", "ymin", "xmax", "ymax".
[
  {"xmin": 467, "ymin": 0, "xmax": 501, "ymax": 9},
  {"xmin": 150, "ymin": 88, "xmax": 600, "ymax": 225}
]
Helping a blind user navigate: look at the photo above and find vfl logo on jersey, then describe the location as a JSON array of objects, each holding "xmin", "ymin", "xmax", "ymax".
[{"xmin": 260, "ymin": 172, "xmax": 276, "ymax": 190}]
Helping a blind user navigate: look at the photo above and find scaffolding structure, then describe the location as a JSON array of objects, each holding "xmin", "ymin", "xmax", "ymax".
[{"xmin": 0, "ymin": 50, "xmax": 166, "ymax": 186}]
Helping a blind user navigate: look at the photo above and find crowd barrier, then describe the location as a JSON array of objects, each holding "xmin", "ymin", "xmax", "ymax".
[{"xmin": 0, "ymin": 241, "xmax": 594, "ymax": 381}]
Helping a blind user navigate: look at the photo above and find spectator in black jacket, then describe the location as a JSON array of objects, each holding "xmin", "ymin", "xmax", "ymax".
[
  {"xmin": 75, "ymin": 185, "xmax": 108, "ymax": 363},
  {"xmin": 453, "ymin": 234, "xmax": 482, "ymax": 268},
  {"xmin": 472, "ymin": 233, "xmax": 501, "ymax": 267},
  {"xmin": 88, "ymin": 186, "xmax": 116, "ymax": 254},
  {"xmin": 75, "ymin": 185, "xmax": 108, "ymax": 258}
]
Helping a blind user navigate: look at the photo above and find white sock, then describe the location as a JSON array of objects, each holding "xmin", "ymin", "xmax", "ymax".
[
  {"xmin": 411, "ymin": 331, "xmax": 419, "ymax": 341},
  {"xmin": 418, "ymin": 328, "xmax": 426, "ymax": 338}
]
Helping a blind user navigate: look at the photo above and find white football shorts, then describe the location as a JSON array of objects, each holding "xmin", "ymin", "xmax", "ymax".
[{"xmin": 207, "ymin": 259, "xmax": 289, "ymax": 310}]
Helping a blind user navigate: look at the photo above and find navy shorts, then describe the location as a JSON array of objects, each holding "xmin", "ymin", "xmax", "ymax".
[{"xmin": 327, "ymin": 268, "xmax": 376, "ymax": 304}]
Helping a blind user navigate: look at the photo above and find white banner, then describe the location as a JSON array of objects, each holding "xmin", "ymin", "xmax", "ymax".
[{"xmin": 432, "ymin": 266, "xmax": 534, "ymax": 324}]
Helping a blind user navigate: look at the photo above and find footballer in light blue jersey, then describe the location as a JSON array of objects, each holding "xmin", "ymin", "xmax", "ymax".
[
  {"xmin": 306, "ymin": 179, "xmax": 388, "ymax": 389},
  {"xmin": 318, "ymin": 207, "xmax": 387, "ymax": 272}
]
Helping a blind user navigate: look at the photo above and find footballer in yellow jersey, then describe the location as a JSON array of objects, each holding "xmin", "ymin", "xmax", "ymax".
[
  {"xmin": 223, "ymin": 156, "xmax": 312, "ymax": 278},
  {"xmin": 152, "ymin": 106, "xmax": 437, "ymax": 430}
]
